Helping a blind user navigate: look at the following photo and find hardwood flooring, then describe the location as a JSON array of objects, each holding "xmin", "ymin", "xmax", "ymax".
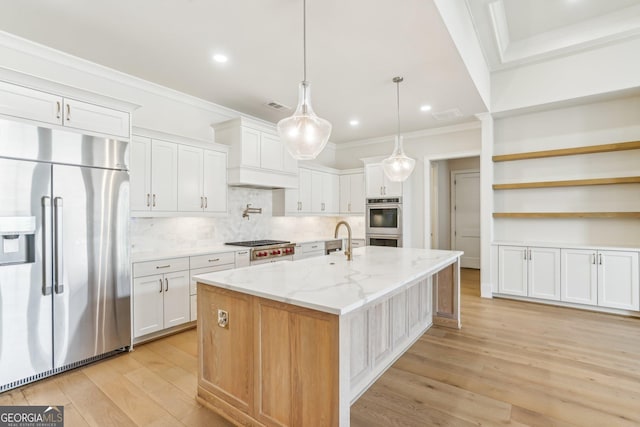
[{"xmin": 2, "ymin": 268, "xmax": 639, "ymax": 426}]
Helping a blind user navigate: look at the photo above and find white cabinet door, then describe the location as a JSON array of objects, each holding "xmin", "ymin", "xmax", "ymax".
[
  {"xmin": 339, "ymin": 175, "xmax": 350, "ymax": 214},
  {"xmin": 498, "ymin": 246, "xmax": 528, "ymax": 296},
  {"xmin": 284, "ymin": 188, "xmax": 299, "ymax": 214},
  {"xmin": 203, "ymin": 149, "xmax": 227, "ymax": 213},
  {"xmin": 133, "ymin": 274, "xmax": 164, "ymax": 338},
  {"xmin": 177, "ymin": 145, "xmax": 204, "ymax": 212},
  {"xmin": 151, "ymin": 140, "xmax": 178, "ymax": 211},
  {"xmin": 299, "ymin": 168, "xmax": 312, "ymax": 213},
  {"xmin": 311, "ymin": 171, "xmax": 324, "ymax": 213},
  {"xmin": 241, "ymin": 127, "xmax": 261, "ymax": 167},
  {"xmin": 260, "ymin": 132, "xmax": 283, "ymax": 171},
  {"xmin": 63, "ymin": 98, "xmax": 129, "ymax": 138},
  {"xmin": 130, "ymin": 136, "xmax": 152, "ymax": 212},
  {"xmin": 0, "ymin": 81, "xmax": 62, "ymax": 125},
  {"xmin": 365, "ymin": 164, "xmax": 384, "ymax": 197},
  {"xmin": 598, "ymin": 250, "xmax": 639, "ymax": 310},
  {"xmin": 561, "ymin": 249, "xmax": 597, "ymax": 305},
  {"xmin": 528, "ymin": 247, "xmax": 560, "ymax": 300},
  {"xmin": 323, "ymin": 172, "xmax": 339, "ymax": 214},
  {"xmin": 235, "ymin": 250, "xmax": 251, "ymax": 268},
  {"xmin": 350, "ymin": 173, "xmax": 365, "ymax": 214},
  {"xmin": 384, "ymin": 175, "xmax": 403, "ymax": 197},
  {"xmin": 163, "ymin": 270, "xmax": 190, "ymax": 329}
]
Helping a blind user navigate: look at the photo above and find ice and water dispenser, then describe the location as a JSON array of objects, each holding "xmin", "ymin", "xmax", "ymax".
[{"xmin": 0, "ymin": 216, "xmax": 36, "ymax": 266}]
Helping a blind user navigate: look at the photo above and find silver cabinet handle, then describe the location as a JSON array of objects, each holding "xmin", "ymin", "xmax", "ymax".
[
  {"xmin": 523, "ymin": 250, "xmax": 527, "ymax": 261},
  {"xmin": 599, "ymin": 254, "xmax": 603, "ymax": 265},
  {"xmin": 165, "ymin": 278, "xmax": 169, "ymax": 292},
  {"xmin": 146, "ymin": 193, "xmax": 150, "ymax": 207},
  {"xmin": 152, "ymin": 194, "xmax": 156, "ymax": 207},
  {"xmin": 66, "ymin": 103, "xmax": 71, "ymax": 121},
  {"xmin": 159, "ymin": 278, "xmax": 163, "ymax": 293},
  {"xmin": 205, "ymin": 197, "xmax": 208, "ymax": 209},
  {"xmin": 56, "ymin": 101, "xmax": 61, "ymax": 120},
  {"xmin": 53, "ymin": 197, "xmax": 64, "ymax": 294},
  {"xmin": 592, "ymin": 253, "xmax": 596, "ymax": 264},
  {"xmin": 42, "ymin": 196, "xmax": 52, "ymax": 296},
  {"xmin": 529, "ymin": 249, "xmax": 532, "ymax": 261},
  {"xmin": 200, "ymin": 197, "xmax": 204, "ymax": 209},
  {"xmin": 311, "ymin": 245, "xmax": 318, "ymax": 249},
  {"xmin": 155, "ymin": 264, "xmax": 170, "ymax": 269},
  {"xmin": 238, "ymin": 251, "xmax": 248, "ymax": 255},
  {"xmin": 208, "ymin": 258, "xmax": 220, "ymax": 263}
]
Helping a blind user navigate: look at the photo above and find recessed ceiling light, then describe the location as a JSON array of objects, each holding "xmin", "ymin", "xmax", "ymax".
[
  {"xmin": 349, "ymin": 119, "xmax": 359, "ymax": 126},
  {"xmin": 420, "ymin": 105, "xmax": 432, "ymax": 112},
  {"xmin": 213, "ymin": 54, "xmax": 228, "ymax": 64}
]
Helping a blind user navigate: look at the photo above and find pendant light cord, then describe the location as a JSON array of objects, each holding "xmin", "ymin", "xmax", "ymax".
[
  {"xmin": 303, "ymin": 0, "xmax": 307, "ymax": 83},
  {"xmin": 396, "ymin": 79, "xmax": 400, "ymax": 138}
]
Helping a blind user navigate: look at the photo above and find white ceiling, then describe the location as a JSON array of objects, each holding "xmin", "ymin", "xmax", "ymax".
[
  {"xmin": 0, "ymin": 0, "xmax": 488, "ymax": 143},
  {"xmin": 467, "ymin": 0, "xmax": 640, "ymax": 70}
]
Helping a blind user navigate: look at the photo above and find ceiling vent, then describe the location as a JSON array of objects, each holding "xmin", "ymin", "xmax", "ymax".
[
  {"xmin": 431, "ymin": 108, "xmax": 463, "ymax": 121},
  {"xmin": 264, "ymin": 100, "xmax": 291, "ymax": 111}
]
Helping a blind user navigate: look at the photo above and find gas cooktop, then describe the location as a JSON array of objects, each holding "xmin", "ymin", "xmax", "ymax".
[{"xmin": 225, "ymin": 240, "xmax": 290, "ymax": 247}]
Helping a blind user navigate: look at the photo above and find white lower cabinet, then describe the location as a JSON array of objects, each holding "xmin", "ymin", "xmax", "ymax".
[
  {"xmin": 293, "ymin": 241, "xmax": 325, "ymax": 260},
  {"xmin": 498, "ymin": 246, "xmax": 560, "ymax": 300},
  {"xmin": 189, "ymin": 252, "xmax": 236, "ymax": 321},
  {"xmin": 562, "ymin": 249, "xmax": 639, "ymax": 310},
  {"xmin": 133, "ymin": 257, "xmax": 190, "ymax": 338}
]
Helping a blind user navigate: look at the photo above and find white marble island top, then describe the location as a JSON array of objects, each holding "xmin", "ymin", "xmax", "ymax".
[{"xmin": 194, "ymin": 246, "xmax": 462, "ymax": 315}]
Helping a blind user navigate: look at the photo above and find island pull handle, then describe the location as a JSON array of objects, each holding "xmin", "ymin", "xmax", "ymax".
[
  {"xmin": 209, "ymin": 258, "xmax": 220, "ymax": 263},
  {"xmin": 156, "ymin": 264, "xmax": 170, "ymax": 269}
]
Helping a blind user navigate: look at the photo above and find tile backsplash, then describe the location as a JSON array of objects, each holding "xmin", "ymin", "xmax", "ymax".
[{"xmin": 130, "ymin": 187, "xmax": 365, "ymax": 255}]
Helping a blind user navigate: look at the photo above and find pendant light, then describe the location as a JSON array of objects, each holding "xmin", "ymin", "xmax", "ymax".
[
  {"xmin": 277, "ymin": 0, "xmax": 332, "ymax": 160},
  {"xmin": 382, "ymin": 76, "xmax": 415, "ymax": 182}
]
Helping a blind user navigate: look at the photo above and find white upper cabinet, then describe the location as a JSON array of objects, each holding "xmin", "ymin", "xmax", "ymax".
[
  {"xmin": 0, "ymin": 81, "xmax": 130, "ymax": 138},
  {"xmin": 131, "ymin": 129, "xmax": 227, "ymax": 216},
  {"xmin": 299, "ymin": 168, "xmax": 313, "ymax": 213},
  {"xmin": 272, "ymin": 167, "xmax": 340, "ymax": 216},
  {"xmin": 213, "ymin": 117, "xmax": 297, "ymax": 188},
  {"xmin": 203, "ymin": 149, "xmax": 227, "ymax": 213},
  {"xmin": 340, "ymin": 172, "xmax": 365, "ymax": 214},
  {"xmin": 365, "ymin": 163, "xmax": 402, "ymax": 197},
  {"xmin": 151, "ymin": 139, "xmax": 178, "ymax": 212},
  {"xmin": 310, "ymin": 170, "xmax": 338, "ymax": 214}
]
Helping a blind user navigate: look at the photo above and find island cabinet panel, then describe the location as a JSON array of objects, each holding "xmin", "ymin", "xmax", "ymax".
[
  {"xmin": 407, "ymin": 282, "xmax": 422, "ymax": 335},
  {"xmin": 420, "ymin": 277, "xmax": 433, "ymax": 321},
  {"xmin": 390, "ymin": 292, "xmax": 408, "ymax": 349},
  {"xmin": 198, "ymin": 286, "xmax": 253, "ymax": 415},
  {"xmin": 370, "ymin": 301, "xmax": 391, "ymax": 365},
  {"xmin": 348, "ymin": 310, "xmax": 369, "ymax": 385}
]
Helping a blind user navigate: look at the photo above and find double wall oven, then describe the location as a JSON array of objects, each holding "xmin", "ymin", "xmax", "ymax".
[
  {"xmin": 366, "ymin": 197, "xmax": 403, "ymax": 247},
  {"xmin": 226, "ymin": 240, "xmax": 295, "ymax": 265}
]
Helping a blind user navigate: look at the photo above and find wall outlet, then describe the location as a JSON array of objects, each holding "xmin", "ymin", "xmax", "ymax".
[{"xmin": 217, "ymin": 309, "xmax": 229, "ymax": 328}]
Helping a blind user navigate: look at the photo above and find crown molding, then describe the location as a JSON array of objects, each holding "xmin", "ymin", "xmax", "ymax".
[{"xmin": 336, "ymin": 121, "xmax": 481, "ymax": 150}]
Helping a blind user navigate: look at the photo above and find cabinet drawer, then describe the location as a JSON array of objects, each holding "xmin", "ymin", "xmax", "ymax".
[
  {"xmin": 190, "ymin": 251, "xmax": 236, "ymax": 269},
  {"xmin": 351, "ymin": 239, "xmax": 365, "ymax": 248},
  {"xmin": 63, "ymin": 98, "xmax": 130, "ymax": 138},
  {"xmin": 190, "ymin": 265, "xmax": 235, "ymax": 294},
  {"xmin": 133, "ymin": 257, "xmax": 189, "ymax": 278},
  {"xmin": 301, "ymin": 242, "xmax": 323, "ymax": 253}
]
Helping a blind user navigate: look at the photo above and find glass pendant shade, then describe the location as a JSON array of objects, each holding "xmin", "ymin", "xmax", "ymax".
[
  {"xmin": 278, "ymin": 81, "xmax": 332, "ymax": 160},
  {"xmin": 382, "ymin": 135, "xmax": 416, "ymax": 182}
]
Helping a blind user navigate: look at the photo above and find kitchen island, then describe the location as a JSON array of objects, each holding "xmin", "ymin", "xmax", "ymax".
[{"xmin": 194, "ymin": 246, "xmax": 462, "ymax": 427}]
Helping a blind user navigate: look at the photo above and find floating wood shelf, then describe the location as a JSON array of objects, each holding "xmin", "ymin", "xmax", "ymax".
[
  {"xmin": 492, "ymin": 141, "xmax": 640, "ymax": 162},
  {"xmin": 493, "ymin": 212, "xmax": 640, "ymax": 219},
  {"xmin": 493, "ymin": 176, "xmax": 640, "ymax": 190}
]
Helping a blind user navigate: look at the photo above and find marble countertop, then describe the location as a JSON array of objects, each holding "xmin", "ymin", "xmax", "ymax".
[{"xmin": 194, "ymin": 246, "xmax": 462, "ymax": 315}]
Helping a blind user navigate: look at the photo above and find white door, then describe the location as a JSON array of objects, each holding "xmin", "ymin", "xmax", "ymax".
[
  {"xmin": 203, "ymin": 150, "xmax": 227, "ymax": 213},
  {"xmin": 133, "ymin": 274, "xmax": 164, "ymax": 338},
  {"xmin": 299, "ymin": 168, "xmax": 312, "ymax": 213},
  {"xmin": 561, "ymin": 249, "xmax": 598, "ymax": 305},
  {"xmin": 365, "ymin": 164, "xmax": 384, "ymax": 197},
  {"xmin": 241, "ymin": 127, "xmax": 261, "ymax": 167},
  {"xmin": 528, "ymin": 247, "xmax": 561, "ymax": 300},
  {"xmin": 130, "ymin": 136, "xmax": 151, "ymax": 212},
  {"xmin": 339, "ymin": 175, "xmax": 350, "ymax": 214},
  {"xmin": 0, "ymin": 81, "xmax": 63, "ymax": 125},
  {"xmin": 598, "ymin": 250, "xmax": 639, "ymax": 310},
  {"xmin": 498, "ymin": 246, "xmax": 528, "ymax": 296},
  {"xmin": 163, "ymin": 270, "xmax": 190, "ymax": 328},
  {"xmin": 311, "ymin": 171, "xmax": 324, "ymax": 213},
  {"xmin": 151, "ymin": 140, "xmax": 178, "ymax": 211},
  {"xmin": 177, "ymin": 145, "xmax": 204, "ymax": 212},
  {"xmin": 452, "ymin": 171, "xmax": 480, "ymax": 269},
  {"xmin": 63, "ymin": 99, "xmax": 129, "ymax": 138}
]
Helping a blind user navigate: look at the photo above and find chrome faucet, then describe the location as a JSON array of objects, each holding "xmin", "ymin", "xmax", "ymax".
[{"xmin": 334, "ymin": 221, "xmax": 353, "ymax": 261}]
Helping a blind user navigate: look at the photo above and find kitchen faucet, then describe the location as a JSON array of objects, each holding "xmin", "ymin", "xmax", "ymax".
[{"xmin": 334, "ymin": 221, "xmax": 353, "ymax": 261}]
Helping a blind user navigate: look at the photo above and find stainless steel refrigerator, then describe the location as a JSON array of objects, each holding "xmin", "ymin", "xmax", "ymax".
[{"xmin": 0, "ymin": 118, "xmax": 131, "ymax": 391}]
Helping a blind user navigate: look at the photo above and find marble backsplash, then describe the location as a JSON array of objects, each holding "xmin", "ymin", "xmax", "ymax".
[{"xmin": 130, "ymin": 187, "xmax": 365, "ymax": 254}]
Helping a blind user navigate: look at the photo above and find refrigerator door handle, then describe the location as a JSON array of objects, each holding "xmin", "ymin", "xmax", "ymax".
[
  {"xmin": 42, "ymin": 196, "xmax": 52, "ymax": 295},
  {"xmin": 54, "ymin": 197, "xmax": 64, "ymax": 294}
]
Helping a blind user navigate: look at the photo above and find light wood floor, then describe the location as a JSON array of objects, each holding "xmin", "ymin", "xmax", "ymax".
[{"xmin": 2, "ymin": 269, "xmax": 639, "ymax": 426}]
